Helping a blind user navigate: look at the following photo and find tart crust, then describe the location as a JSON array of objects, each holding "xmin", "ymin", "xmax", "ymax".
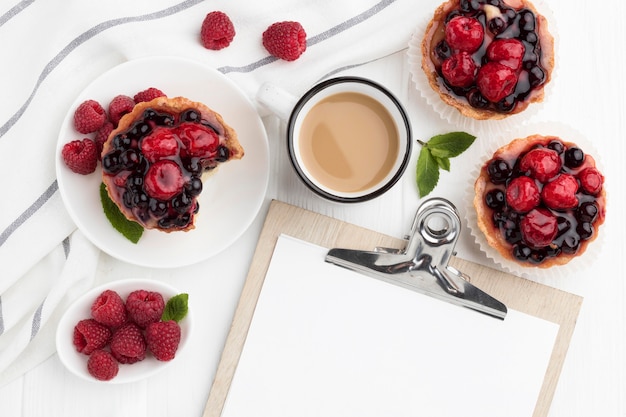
[
  {"xmin": 102, "ymin": 96, "xmax": 244, "ymax": 232},
  {"xmin": 473, "ymin": 134, "xmax": 606, "ymax": 268},
  {"xmin": 421, "ymin": 0, "xmax": 555, "ymax": 120}
]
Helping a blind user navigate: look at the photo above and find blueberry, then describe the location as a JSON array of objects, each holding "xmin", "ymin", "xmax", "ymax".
[
  {"xmin": 576, "ymin": 222, "xmax": 594, "ymax": 240},
  {"xmin": 102, "ymin": 151, "xmax": 122, "ymax": 174},
  {"xmin": 519, "ymin": 10, "xmax": 536, "ymax": 32},
  {"xmin": 172, "ymin": 193, "xmax": 192, "ymax": 214},
  {"xmin": 564, "ymin": 147, "xmax": 585, "ymax": 168},
  {"xmin": 122, "ymin": 191, "xmax": 133, "ymax": 209},
  {"xmin": 504, "ymin": 227, "xmax": 522, "ymax": 245},
  {"xmin": 547, "ymin": 140, "xmax": 565, "ymax": 154},
  {"xmin": 120, "ymin": 149, "xmax": 140, "ymax": 169},
  {"xmin": 112, "ymin": 135, "xmax": 132, "ymax": 150},
  {"xmin": 561, "ymin": 234, "xmax": 580, "ymax": 254},
  {"xmin": 577, "ymin": 202, "xmax": 598, "ymax": 223},
  {"xmin": 149, "ymin": 198, "xmax": 168, "ymax": 217},
  {"xmin": 173, "ymin": 213, "xmax": 191, "ymax": 227},
  {"xmin": 126, "ymin": 174, "xmax": 143, "ymax": 191},
  {"xmin": 485, "ymin": 189, "xmax": 505, "ymax": 209},
  {"xmin": 468, "ymin": 89, "xmax": 489, "ymax": 109},
  {"xmin": 488, "ymin": 17, "xmax": 507, "ymax": 35},
  {"xmin": 132, "ymin": 192, "xmax": 149, "ymax": 209},
  {"xmin": 556, "ymin": 216, "xmax": 571, "ymax": 237},
  {"xmin": 435, "ymin": 40, "xmax": 452, "ymax": 61},
  {"xmin": 487, "ymin": 159, "xmax": 512, "ymax": 184},
  {"xmin": 496, "ymin": 95, "xmax": 516, "ymax": 112},
  {"xmin": 513, "ymin": 244, "xmax": 532, "ymax": 261},
  {"xmin": 186, "ymin": 177, "xmax": 203, "ymax": 196},
  {"xmin": 215, "ymin": 145, "xmax": 230, "ymax": 162},
  {"xmin": 181, "ymin": 109, "xmax": 201, "ymax": 123}
]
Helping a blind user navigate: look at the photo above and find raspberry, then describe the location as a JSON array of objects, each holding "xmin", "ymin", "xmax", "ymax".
[
  {"xmin": 146, "ymin": 320, "xmax": 181, "ymax": 362},
  {"xmin": 177, "ymin": 123, "xmax": 219, "ymax": 158},
  {"xmin": 134, "ymin": 88, "xmax": 166, "ymax": 103},
  {"xmin": 91, "ymin": 289, "xmax": 128, "ymax": 328},
  {"xmin": 262, "ymin": 21, "xmax": 307, "ymax": 61},
  {"xmin": 476, "ymin": 62, "xmax": 518, "ymax": 103},
  {"xmin": 144, "ymin": 160, "xmax": 185, "ymax": 200},
  {"xmin": 441, "ymin": 51, "xmax": 477, "ymax": 88},
  {"xmin": 140, "ymin": 127, "xmax": 180, "ymax": 163},
  {"xmin": 94, "ymin": 121, "xmax": 113, "ymax": 157},
  {"xmin": 62, "ymin": 138, "xmax": 99, "ymax": 175},
  {"xmin": 520, "ymin": 208, "xmax": 558, "ymax": 248},
  {"xmin": 487, "ymin": 39, "xmax": 525, "ymax": 71},
  {"xmin": 110, "ymin": 323, "xmax": 147, "ymax": 364},
  {"xmin": 445, "ymin": 16, "xmax": 484, "ymax": 53},
  {"xmin": 541, "ymin": 174, "xmax": 579, "ymax": 210},
  {"xmin": 519, "ymin": 148, "xmax": 562, "ymax": 183},
  {"xmin": 73, "ymin": 319, "xmax": 112, "ymax": 355},
  {"xmin": 506, "ymin": 176, "xmax": 540, "ymax": 213},
  {"xmin": 578, "ymin": 167, "xmax": 604, "ymax": 195},
  {"xmin": 126, "ymin": 290, "xmax": 165, "ymax": 328},
  {"xmin": 108, "ymin": 95, "xmax": 135, "ymax": 126},
  {"xmin": 87, "ymin": 349, "xmax": 119, "ymax": 381},
  {"xmin": 73, "ymin": 99, "xmax": 107, "ymax": 134},
  {"xmin": 200, "ymin": 11, "xmax": 236, "ymax": 50}
]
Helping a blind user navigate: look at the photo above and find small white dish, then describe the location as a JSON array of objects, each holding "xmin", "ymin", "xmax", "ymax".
[
  {"xmin": 55, "ymin": 56, "xmax": 270, "ymax": 268},
  {"xmin": 56, "ymin": 278, "xmax": 193, "ymax": 384}
]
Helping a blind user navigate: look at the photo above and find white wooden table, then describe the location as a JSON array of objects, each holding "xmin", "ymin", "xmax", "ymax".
[{"xmin": 0, "ymin": 0, "xmax": 624, "ymax": 416}]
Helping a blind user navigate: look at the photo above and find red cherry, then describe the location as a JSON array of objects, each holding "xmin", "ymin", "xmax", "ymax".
[
  {"xmin": 144, "ymin": 160, "xmax": 184, "ymax": 201},
  {"xmin": 441, "ymin": 51, "xmax": 477, "ymax": 87},
  {"xmin": 541, "ymin": 174, "xmax": 579, "ymax": 210},
  {"xmin": 578, "ymin": 167, "xmax": 604, "ymax": 195},
  {"xmin": 520, "ymin": 208, "xmax": 558, "ymax": 248},
  {"xmin": 486, "ymin": 39, "xmax": 525, "ymax": 71},
  {"xmin": 519, "ymin": 148, "xmax": 562, "ymax": 183},
  {"xmin": 140, "ymin": 128, "xmax": 179, "ymax": 163},
  {"xmin": 445, "ymin": 16, "xmax": 484, "ymax": 53},
  {"xmin": 506, "ymin": 176, "xmax": 540, "ymax": 213},
  {"xmin": 476, "ymin": 62, "xmax": 518, "ymax": 103},
  {"xmin": 176, "ymin": 123, "xmax": 220, "ymax": 158}
]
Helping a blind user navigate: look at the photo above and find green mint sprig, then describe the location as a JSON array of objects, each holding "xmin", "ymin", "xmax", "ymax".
[
  {"xmin": 162, "ymin": 293, "xmax": 189, "ymax": 323},
  {"xmin": 99, "ymin": 182, "xmax": 144, "ymax": 243},
  {"xmin": 416, "ymin": 131, "xmax": 476, "ymax": 197}
]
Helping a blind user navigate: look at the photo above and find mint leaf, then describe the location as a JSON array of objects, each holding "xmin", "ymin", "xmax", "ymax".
[
  {"xmin": 426, "ymin": 132, "xmax": 476, "ymax": 159},
  {"xmin": 100, "ymin": 182, "xmax": 144, "ymax": 244},
  {"xmin": 162, "ymin": 293, "xmax": 189, "ymax": 323},
  {"xmin": 416, "ymin": 147, "xmax": 440, "ymax": 198},
  {"xmin": 434, "ymin": 156, "xmax": 450, "ymax": 172}
]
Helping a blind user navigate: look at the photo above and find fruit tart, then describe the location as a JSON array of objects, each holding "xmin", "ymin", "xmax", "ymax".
[
  {"xmin": 101, "ymin": 96, "xmax": 244, "ymax": 232},
  {"xmin": 473, "ymin": 134, "xmax": 605, "ymax": 268},
  {"xmin": 421, "ymin": 0, "xmax": 555, "ymax": 120}
]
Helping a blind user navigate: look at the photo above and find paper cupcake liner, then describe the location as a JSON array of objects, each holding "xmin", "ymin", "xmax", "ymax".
[
  {"xmin": 464, "ymin": 121, "xmax": 607, "ymax": 282},
  {"xmin": 407, "ymin": 0, "xmax": 559, "ymax": 139}
]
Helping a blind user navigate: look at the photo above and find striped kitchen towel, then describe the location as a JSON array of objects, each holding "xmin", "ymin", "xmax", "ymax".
[{"xmin": 0, "ymin": 0, "xmax": 424, "ymax": 385}]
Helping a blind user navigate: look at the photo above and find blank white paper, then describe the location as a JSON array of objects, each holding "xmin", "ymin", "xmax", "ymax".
[{"xmin": 221, "ymin": 235, "xmax": 559, "ymax": 417}]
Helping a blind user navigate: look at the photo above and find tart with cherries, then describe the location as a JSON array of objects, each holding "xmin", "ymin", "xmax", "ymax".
[
  {"xmin": 421, "ymin": 0, "xmax": 554, "ymax": 120},
  {"xmin": 101, "ymin": 96, "xmax": 244, "ymax": 232},
  {"xmin": 474, "ymin": 135, "xmax": 606, "ymax": 267}
]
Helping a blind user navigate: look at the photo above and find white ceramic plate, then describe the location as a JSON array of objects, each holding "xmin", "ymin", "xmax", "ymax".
[
  {"xmin": 55, "ymin": 278, "xmax": 193, "ymax": 384},
  {"xmin": 56, "ymin": 56, "xmax": 269, "ymax": 268}
]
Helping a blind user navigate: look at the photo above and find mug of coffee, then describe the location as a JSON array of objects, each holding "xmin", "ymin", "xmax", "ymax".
[{"xmin": 257, "ymin": 77, "xmax": 412, "ymax": 203}]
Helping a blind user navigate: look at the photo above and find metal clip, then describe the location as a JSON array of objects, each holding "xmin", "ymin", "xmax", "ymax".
[{"xmin": 325, "ymin": 197, "xmax": 507, "ymax": 319}]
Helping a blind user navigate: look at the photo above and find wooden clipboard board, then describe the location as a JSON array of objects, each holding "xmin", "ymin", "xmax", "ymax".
[{"xmin": 202, "ymin": 200, "xmax": 582, "ymax": 417}]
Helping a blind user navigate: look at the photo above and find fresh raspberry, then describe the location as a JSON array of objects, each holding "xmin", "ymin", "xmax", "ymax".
[
  {"xmin": 506, "ymin": 176, "xmax": 540, "ymax": 213},
  {"xmin": 578, "ymin": 167, "xmax": 604, "ymax": 195},
  {"xmin": 445, "ymin": 16, "xmax": 484, "ymax": 53},
  {"xmin": 134, "ymin": 88, "xmax": 166, "ymax": 103},
  {"xmin": 94, "ymin": 121, "xmax": 113, "ymax": 157},
  {"xmin": 262, "ymin": 21, "xmax": 307, "ymax": 61},
  {"xmin": 476, "ymin": 62, "xmax": 518, "ymax": 103},
  {"xmin": 146, "ymin": 320, "xmax": 181, "ymax": 362},
  {"xmin": 91, "ymin": 289, "xmax": 128, "ymax": 328},
  {"xmin": 73, "ymin": 99, "xmax": 107, "ymax": 134},
  {"xmin": 541, "ymin": 174, "xmax": 579, "ymax": 210},
  {"xmin": 87, "ymin": 349, "xmax": 119, "ymax": 381},
  {"xmin": 108, "ymin": 95, "xmax": 135, "ymax": 126},
  {"xmin": 62, "ymin": 138, "xmax": 99, "ymax": 175},
  {"xmin": 520, "ymin": 208, "xmax": 558, "ymax": 248},
  {"xmin": 519, "ymin": 148, "xmax": 562, "ymax": 183},
  {"xmin": 110, "ymin": 323, "xmax": 147, "ymax": 364},
  {"xmin": 144, "ymin": 160, "xmax": 185, "ymax": 200},
  {"xmin": 200, "ymin": 11, "xmax": 236, "ymax": 50},
  {"xmin": 176, "ymin": 123, "xmax": 219, "ymax": 158},
  {"xmin": 140, "ymin": 127, "xmax": 180, "ymax": 163},
  {"xmin": 73, "ymin": 319, "xmax": 112, "ymax": 355},
  {"xmin": 487, "ymin": 39, "xmax": 525, "ymax": 71},
  {"xmin": 126, "ymin": 290, "xmax": 165, "ymax": 328},
  {"xmin": 441, "ymin": 51, "xmax": 477, "ymax": 88}
]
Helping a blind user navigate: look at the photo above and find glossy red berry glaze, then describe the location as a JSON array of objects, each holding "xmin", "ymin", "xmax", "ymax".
[
  {"xmin": 481, "ymin": 137, "xmax": 605, "ymax": 265},
  {"xmin": 442, "ymin": 51, "xmax": 478, "ymax": 87},
  {"xmin": 445, "ymin": 16, "xmax": 484, "ymax": 53},
  {"xmin": 487, "ymin": 39, "xmax": 525, "ymax": 71},
  {"xmin": 476, "ymin": 62, "xmax": 517, "ymax": 102}
]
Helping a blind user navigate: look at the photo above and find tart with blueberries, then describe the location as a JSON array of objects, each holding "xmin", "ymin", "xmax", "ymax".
[
  {"xmin": 101, "ymin": 96, "xmax": 244, "ymax": 232},
  {"xmin": 421, "ymin": 0, "xmax": 555, "ymax": 120},
  {"xmin": 473, "ymin": 135, "xmax": 606, "ymax": 267}
]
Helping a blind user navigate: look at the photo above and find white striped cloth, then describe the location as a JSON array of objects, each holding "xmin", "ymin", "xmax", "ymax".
[{"xmin": 0, "ymin": 0, "xmax": 422, "ymax": 386}]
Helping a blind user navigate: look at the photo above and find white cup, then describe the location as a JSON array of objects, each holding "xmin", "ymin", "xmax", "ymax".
[{"xmin": 257, "ymin": 77, "xmax": 412, "ymax": 203}]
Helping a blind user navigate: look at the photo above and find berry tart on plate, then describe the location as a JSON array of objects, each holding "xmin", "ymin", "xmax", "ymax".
[
  {"xmin": 101, "ymin": 96, "xmax": 244, "ymax": 232},
  {"xmin": 419, "ymin": 0, "xmax": 555, "ymax": 120},
  {"xmin": 473, "ymin": 134, "xmax": 606, "ymax": 269}
]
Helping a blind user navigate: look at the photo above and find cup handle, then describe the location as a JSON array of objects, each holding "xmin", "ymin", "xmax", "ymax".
[{"xmin": 256, "ymin": 82, "xmax": 298, "ymax": 122}]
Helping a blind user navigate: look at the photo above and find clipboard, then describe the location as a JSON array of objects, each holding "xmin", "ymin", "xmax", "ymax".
[{"xmin": 202, "ymin": 200, "xmax": 582, "ymax": 417}]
